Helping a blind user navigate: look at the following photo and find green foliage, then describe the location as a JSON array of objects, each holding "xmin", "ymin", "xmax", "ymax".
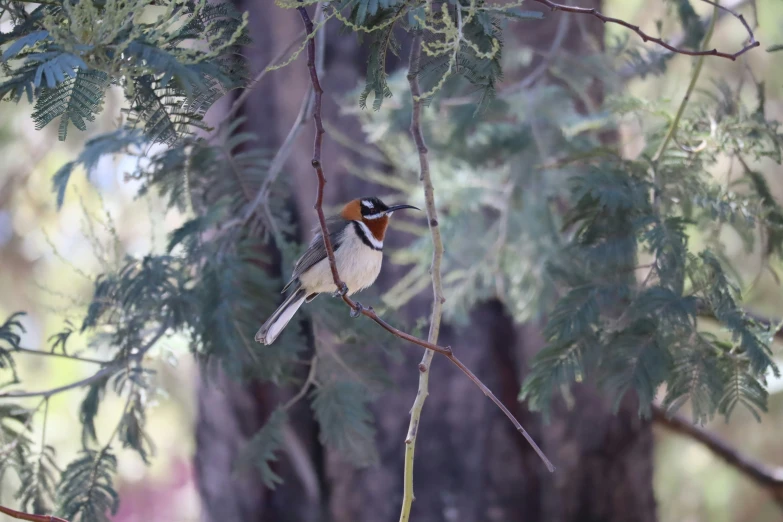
[
  {"xmin": 2, "ymin": 0, "xmax": 783, "ymax": 515},
  {"xmin": 0, "ymin": 311, "xmax": 24, "ymax": 385},
  {"xmin": 350, "ymin": 52, "xmax": 783, "ymax": 426},
  {"xmin": 17, "ymin": 444, "xmax": 59, "ymax": 514},
  {"xmin": 239, "ymin": 408, "xmax": 287, "ymax": 488},
  {"xmin": 79, "ymin": 377, "xmax": 110, "ymax": 447},
  {"xmin": 1, "ymin": 0, "xmax": 247, "ymax": 141},
  {"xmin": 32, "ymin": 68, "xmax": 110, "ymax": 140},
  {"xmin": 311, "ymin": 381, "xmax": 379, "ymax": 467},
  {"xmin": 118, "ymin": 392, "xmax": 154, "ymax": 463},
  {"xmin": 0, "ymin": 404, "xmax": 36, "ymax": 494},
  {"xmin": 330, "ymin": 0, "xmax": 512, "ymax": 110},
  {"xmin": 56, "ymin": 449, "xmax": 119, "ymax": 522}
]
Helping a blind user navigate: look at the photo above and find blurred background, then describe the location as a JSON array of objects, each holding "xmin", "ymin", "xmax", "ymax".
[{"xmin": 1, "ymin": 1, "xmax": 783, "ymax": 521}]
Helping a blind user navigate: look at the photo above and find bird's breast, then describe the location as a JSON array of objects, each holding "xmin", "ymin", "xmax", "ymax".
[{"xmin": 334, "ymin": 228, "xmax": 383, "ymax": 294}]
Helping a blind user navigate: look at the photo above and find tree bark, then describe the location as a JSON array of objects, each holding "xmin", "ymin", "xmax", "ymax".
[{"xmin": 195, "ymin": 3, "xmax": 657, "ymax": 522}]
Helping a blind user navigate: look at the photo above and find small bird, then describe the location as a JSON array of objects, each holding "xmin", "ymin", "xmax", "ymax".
[{"xmin": 255, "ymin": 196, "xmax": 420, "ymax": 345}]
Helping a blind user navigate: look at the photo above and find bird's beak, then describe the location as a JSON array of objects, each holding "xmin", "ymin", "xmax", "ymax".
[{"xmin": 384, "ymin": 204, "xmax": 420, "ymax": 214}]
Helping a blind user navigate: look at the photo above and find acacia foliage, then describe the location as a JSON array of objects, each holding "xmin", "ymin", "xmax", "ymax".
[{"xmin": 1, "ymin": 0, "xmax": 782, "ymax": 518}]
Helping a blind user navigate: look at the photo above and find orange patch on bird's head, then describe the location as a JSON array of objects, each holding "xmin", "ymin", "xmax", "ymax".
[{"xmin": 340, "ymin": 199, "xmax": 363, "ymax": 221}]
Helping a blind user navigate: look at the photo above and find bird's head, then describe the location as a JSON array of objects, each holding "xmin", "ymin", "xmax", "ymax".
[{"xmin": 340, "ymin": 196, "xmax": 420, "ymax": 242}]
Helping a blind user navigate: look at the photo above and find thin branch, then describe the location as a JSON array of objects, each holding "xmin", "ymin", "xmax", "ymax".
[
  {"xmin": 701, "ymin": 0, "xmax": 753, "ymax": 37},
  {"xmin": 0, "ymin": 322, "xmax": 169, "ymax": 400},
  {"xmin": 399, "ymin": 31, "xmax": 446, "ymax": 522},
  {"xmin": 297, "ymin": 3, "xmax": 343, "ymax": 289},
  {"xmin": 652, "ymin": 405, "xmax": 783, "ymax": 508},
  {"xmin": 618, "ymin": 0, "xmax": 752, "ymax": 79},
  {"xmin": 652, "ymin": 1, "xmax": 720, "ymax": 164},
  {"xmin": 283, "ymin": 355, "xmax": 318, "ymax": 411},
  {"xmin": 12, "ymin": 347, "xmax": 108, "ymax": 365},
  {"xmin": 0, "ymin": 505, "xmax": 68, "ymax": 522},
  {"xmin": 295, "ymin": 4, "xmax": 554, "ymax": 473},
  {"xmin": 243, "ymin": 3, "xmax": 325, "ymax": 227},
  {"xmin": 529, "ymin": 0, "xmax": 759, "ymax": 61},
  {"xmin": 221, "ymin": 29, "xmax": 307, "ymax": 126}
]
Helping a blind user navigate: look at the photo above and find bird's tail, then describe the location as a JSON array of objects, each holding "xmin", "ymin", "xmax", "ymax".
[{"xmin": 255, "ymin": 288, "xmax": 307, "ymax": 345}]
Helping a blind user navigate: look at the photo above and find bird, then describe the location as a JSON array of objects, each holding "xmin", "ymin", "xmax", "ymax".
[{"xmin": 255, "ymin": 196, "xmax": 420, "ymax": 345}]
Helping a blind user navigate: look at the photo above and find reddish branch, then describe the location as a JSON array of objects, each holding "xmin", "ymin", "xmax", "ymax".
[
  {"xmin": 652, "ymin": 405, "xmax": 783, "ymax": 508},
  {"xmin": 295, "ymin": 5, "xmax": 554, "ymax": 472},
  {"xmin": 530, "ymin": 0, "xmax": 759, "ymax": 60},
  {"xmin": 0, "ymin": 505, "xmax": 68, "ymax": 522}
]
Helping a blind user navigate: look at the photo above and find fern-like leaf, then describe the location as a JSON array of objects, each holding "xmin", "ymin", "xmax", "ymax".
[
  {"xmin": 16, "ymin": 444, "xmax": 59, "ymax": 514},
  {"xmin": 56, "ymin": 449, "xmax": 119, "ymax": 522},
  {"xmin": 0, "ymin": 312, "xmax": 25, "ymax": 385},
  {"xmin": 718, "ymin": 358, "xmax": 768, "ymax": 421},
  {"xmin": 238, "ymin": 408, "xmax": 287, "ymax": 488},
  {"xmin": 32, "ymin": 68, "xmax": 110, "ymax": 140},
  {"xmin": 310, "ymin": 381, "xmax": 378, "ymax": 467}
]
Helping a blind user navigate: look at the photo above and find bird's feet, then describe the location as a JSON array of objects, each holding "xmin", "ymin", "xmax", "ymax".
[
  {"xmin": 350, "ymin": 302, "xmax": 364, "ymax": 318},
  {"xmin": 332, "ymin": 282, "xmax": 349, "ymax": 297}
]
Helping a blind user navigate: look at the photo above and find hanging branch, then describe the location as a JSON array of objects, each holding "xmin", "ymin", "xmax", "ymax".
[
  {"xmin": 295, "ymin": 4, "xmax": 555, "ymax": 472},
  {"xmin": 11, "ymin": 347, "xmax": 109, "ymax": 365},
  {"xmin": 398, "ymin": 31, "xmax": 446, "ymax": 522},
  {"xmin": 652, "ymin": 406, "xmax": 783, "ymax": 508},
  {"xmin": 0, "ymin": 322, "xmax": 170, "ymax": 400},
  {"xmin": 529, "ymin": 0, "xmax": 759, "ymax": 60}
]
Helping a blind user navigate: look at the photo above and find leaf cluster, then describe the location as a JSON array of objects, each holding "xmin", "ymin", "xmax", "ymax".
[
  {"xmin": 1, "ymin": 0, "xmax": 248, "ymax": 141},
  {"xmin": 348, "ymin": 57, "xmax": 783, "ymax": 426}
]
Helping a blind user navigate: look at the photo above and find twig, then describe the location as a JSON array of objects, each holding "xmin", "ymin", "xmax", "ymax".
[
  {"xmin": 618, "ymin": 0, "xmax": 752, "ymax": 78},
  {"xmin": 0, "ymin": 505, "xmax": 68, "ymax": 522},
  {"xmin": 652, "ymin": 405, "xmax": 783, "ymax": 508},
  {"xmin": 295, "ymin": 4, "xmax": 554, "ymax": 473},
  {"xmin": 297, "ymin": 3, "xmax": 343, "ymax": 289},
  {"xmin": 701, "ymin": 0, "xmax": 754, "ymax": 37},
  {"xmin": 398, "ymin": 31, "xmax": 446, "ymax": 522},
  {"xmin": 529, "ymin": 0, "xmax": 759, "ymax": 60},
  {"xmin": 283, "ymin": 355, "xmax": 318, "ymax": 411},
  {"xmin": 0, "ymin": 322, "xmax": 169, "ymax": 400},
  {"xmin": 12, "ymin": 347, "xmax": 108, "ymax": 365}
]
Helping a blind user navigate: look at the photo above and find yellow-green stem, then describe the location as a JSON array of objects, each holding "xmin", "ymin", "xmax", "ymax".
[
  {"xmin": 653, "ymin": 3, "xmax": 720, "ymax": 163},
  {"xmin": 399, "ymin": 31, "xmax": 446, "ymax": 522}
]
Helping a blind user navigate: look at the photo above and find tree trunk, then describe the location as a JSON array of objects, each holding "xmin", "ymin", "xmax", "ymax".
[{"xmin": 194, "ymin": 3, "xmax": 658, "ymax": 522}]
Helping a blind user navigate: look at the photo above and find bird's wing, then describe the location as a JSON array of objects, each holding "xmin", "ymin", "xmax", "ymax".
[{"xmin": 282, "ymin": 216, "xmax": 346, "ymax": 293}]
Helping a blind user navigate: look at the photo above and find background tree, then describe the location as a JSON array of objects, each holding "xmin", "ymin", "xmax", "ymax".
[{"xmin": 1, "ymin": 1, "xmax": 782, "ymax": 522}]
